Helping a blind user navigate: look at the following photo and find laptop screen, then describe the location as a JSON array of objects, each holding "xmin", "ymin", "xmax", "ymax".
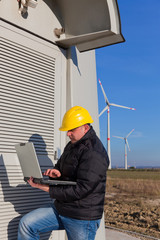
[{"xmin": 15, "ymin": 142, "xmax": 43, "ymax": 179}]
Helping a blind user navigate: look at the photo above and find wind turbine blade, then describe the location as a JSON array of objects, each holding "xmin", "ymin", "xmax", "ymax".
[
  {"xmin": 110, "ymin": 103, "xmax": 136, "ymax": 110},
  {"xmin": 98, "ymin": 79, "xmax": 110, "ymax": 105},
  {"xmin": 126, "ymin": 139, "xmax": 130, "ymax": 151},
  {"xmin": 113, "ymin": 136, "xmax": 124, "ymax": 140},
  {"xmin": 126, "ymin": 128, "xmax": 135, "ymax": 138},
  {"xmin": 99, "ymin": 106, "xmax": 108, "ymax": 117}
]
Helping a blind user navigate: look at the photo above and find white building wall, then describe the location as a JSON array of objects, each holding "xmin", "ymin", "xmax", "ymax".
[
  {"xmin": 69, "ymin": 47, "xmax": 100, "ymax": 135},
  {"xmin": 0, "ymin": 1, "xmax": 106, "ymax": 239},
  {"xmin": 0, "ymin": 0, "xmax": 63, "ymax": 43},
  {"xmin": 67, "ymin": 47, "xmax": 106, "ymax": 240},
  {"xmin": 0, "ymin": 20, "xmax": 66, "ymax": 240}
]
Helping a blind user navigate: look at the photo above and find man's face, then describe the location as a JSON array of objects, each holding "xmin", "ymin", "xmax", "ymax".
[{"xmin": 67, "ymin": 125, "xmax": 89, "ymax": 144}]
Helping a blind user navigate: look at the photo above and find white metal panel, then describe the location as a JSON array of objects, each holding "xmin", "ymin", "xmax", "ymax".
[
  {"xmin": 0, "ymin": 21, "xmax": 66, "ymax": 240},
  {"xmin": 0, "ymin": 164, "xmax": 53, "ymax": 240},
  {"xmin": 1, "ymin": 37, "xmax": 55, "ymax": 155}
]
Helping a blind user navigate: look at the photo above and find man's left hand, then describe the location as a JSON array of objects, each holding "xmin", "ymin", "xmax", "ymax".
[{"xmin": 27, "ymin": 177, "xmax": 49, "ymax": 193}]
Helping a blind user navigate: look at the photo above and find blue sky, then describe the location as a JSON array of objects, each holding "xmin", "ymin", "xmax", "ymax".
[{"xmin": 96, "ymin": 0, "xmax": 160, "ymax": 168}]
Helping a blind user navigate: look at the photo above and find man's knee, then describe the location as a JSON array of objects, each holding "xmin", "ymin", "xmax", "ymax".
[
  {"xmin": 19, "ymin": 214, "xmax": 29, "ymax": 231},
  {"xmin": 19, "ymin": 212, "xmax": 35, "ymax": 232}
]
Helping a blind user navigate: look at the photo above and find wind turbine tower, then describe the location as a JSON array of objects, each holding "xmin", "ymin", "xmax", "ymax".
[
  {"xmin": 98, "ymin": 79, "xmax": 136, "ymax": 169},
  {"xmin": 113, "ymin": 129, "xmax": 135, "ymax": 169}
]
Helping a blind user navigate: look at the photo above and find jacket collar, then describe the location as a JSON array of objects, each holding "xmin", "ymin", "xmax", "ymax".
[{"xmin": 70, "ymin": 126, "xmax": 95, "ymax": 147}]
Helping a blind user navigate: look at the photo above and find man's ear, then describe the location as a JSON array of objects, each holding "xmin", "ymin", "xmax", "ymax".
[{"xmin": 84, "ymin": 124, "xmax": 90, "ymax": 133}]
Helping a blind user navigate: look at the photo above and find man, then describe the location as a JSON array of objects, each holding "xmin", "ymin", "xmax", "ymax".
[{"xmin": 18, "ymin": 106, "xmax": 109, "ymax": 240}]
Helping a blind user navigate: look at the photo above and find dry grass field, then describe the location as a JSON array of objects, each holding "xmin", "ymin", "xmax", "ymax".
[{"xmin": 104, "ymin": 169, "xmax": 160, "ymax": 239}]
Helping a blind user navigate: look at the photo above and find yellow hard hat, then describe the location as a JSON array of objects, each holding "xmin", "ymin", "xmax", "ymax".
[{"xmin": 59, "ymin": 106, "xmax": 93, "ymax": 131}]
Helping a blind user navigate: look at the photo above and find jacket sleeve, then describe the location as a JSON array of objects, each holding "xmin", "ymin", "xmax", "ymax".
[
  {"xmin": 49, "ymin": 150, "xmax": 108, "ymax": 202},
  {"xmin": 52, "ymin": 143, "xmax": 69, "ymax": 173},
  {"xmin": 53, "ymin": 158, "xmax": 61, "ymax": 171}
]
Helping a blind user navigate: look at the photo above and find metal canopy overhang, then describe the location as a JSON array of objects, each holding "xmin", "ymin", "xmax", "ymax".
[{"xmin": 53, "ymin": 0, "xmax": 125, "ymax": 52}]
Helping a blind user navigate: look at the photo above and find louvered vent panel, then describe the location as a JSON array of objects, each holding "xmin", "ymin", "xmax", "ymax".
[
  {"xmin": 0, "ymin": 165, "xmax": 53, "ymax": 240},
  {"xmin": 0, "ymin": 38, "xmax": 55, "ymax": 155}
]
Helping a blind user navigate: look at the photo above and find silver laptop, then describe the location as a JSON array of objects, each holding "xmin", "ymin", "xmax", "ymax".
[{"xmin": 15, "ymin": 142, "xmax": 76, "ymax": 186}]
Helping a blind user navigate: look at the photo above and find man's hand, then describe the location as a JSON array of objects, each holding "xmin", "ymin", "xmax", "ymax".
[
  {"xmin": 43, "ymin": 169, "xmax": 61, "ymax": 178},
  {"xmin": 27, "ymin": 177, "xmax": 49, "ymax": 192}
]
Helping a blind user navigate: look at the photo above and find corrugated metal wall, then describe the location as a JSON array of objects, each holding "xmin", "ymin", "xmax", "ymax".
[
  {"xmin": 1, "ymin": 37, "xmax": 55, "ymax": 155},
  {"xmin": 0, "ymin": 164, "xmax": 53, "ymax": 240},
  {"xmin": 0, "ymin": 23, "xmax": 64, "ymax": 240}
]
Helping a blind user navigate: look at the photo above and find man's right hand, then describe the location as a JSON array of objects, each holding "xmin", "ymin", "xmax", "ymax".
[{"xmin": 43, "ymin": 169, "xmax": 61, "ymax": 178}]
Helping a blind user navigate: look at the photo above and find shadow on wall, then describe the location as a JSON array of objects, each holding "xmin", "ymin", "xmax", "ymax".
[
  {"xmin": 0, "ymin": 134, "xmax": 54, "ymax": 240},
  {"xmin": 28, "ymin": 133, "xmax": 48, "ymax": 155},
  {"xmin": 70, "ymin": 46, "xmax": 81, "ymax": 76}
]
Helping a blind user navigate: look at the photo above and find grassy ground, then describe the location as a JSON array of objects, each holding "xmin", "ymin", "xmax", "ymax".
[
  {"xmin": 105, "ymin": 169, "xmax": 160, "ymax": 239},
  {"xmin": 107, "ymin": 169, "xmax": 160, "ymax": 180}
]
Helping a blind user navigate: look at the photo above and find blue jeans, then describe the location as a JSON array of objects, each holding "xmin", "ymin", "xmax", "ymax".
[{"xmin": 18, "ymin": 203, "xmax": 101, "ymax": 240}]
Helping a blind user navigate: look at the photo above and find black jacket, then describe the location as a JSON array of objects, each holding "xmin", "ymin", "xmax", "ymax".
[{"xmin": 49, "ymin": 127, "xmax": 109, "ymax": 220}]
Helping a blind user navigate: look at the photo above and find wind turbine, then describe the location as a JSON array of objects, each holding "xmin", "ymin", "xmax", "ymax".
[
  {"xmin": 98, "ymin": 79, "xmax": 136, "ymax": 169},
  {"xmin": 113, "ymin": 129, "xmax": 135, "ymax": 169}
]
